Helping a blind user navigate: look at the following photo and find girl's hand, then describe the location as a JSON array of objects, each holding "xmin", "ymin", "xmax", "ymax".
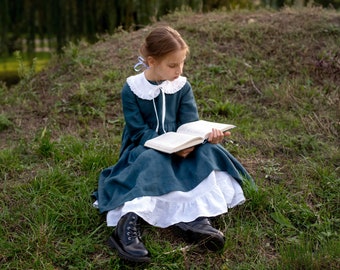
[
  {"xmin": 207, "ymin": 128, "xmax": 231, "ymax": 144},
  {"xmin": 175, "ymin": 146, "xmax": 195, "ymax": 158}
]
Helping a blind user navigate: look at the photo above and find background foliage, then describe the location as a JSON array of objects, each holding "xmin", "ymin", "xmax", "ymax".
[{"xmin": 0, "ymin": 0, "xmax": 339, "ymax": 55}]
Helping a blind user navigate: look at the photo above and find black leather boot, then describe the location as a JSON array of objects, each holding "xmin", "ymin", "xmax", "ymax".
[
  {"xmin": 175, "ymin": 217, "xmax": 225, "ymax": 251},
  {"xmin": 108, "ymin": 212, "xmax": 150, "ymax": 262}
]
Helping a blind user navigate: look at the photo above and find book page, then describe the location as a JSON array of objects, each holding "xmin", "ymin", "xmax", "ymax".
[
  {"xmin": 177, "ymin": 120, "xmax": 236, "ymax": 139},
  {"xmin": 144, "ymin": 132, "xmax": 203, "ymax": 154}
]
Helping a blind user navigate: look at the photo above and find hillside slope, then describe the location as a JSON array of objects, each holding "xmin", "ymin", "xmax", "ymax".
[{"xmin": 1, "ymin": 7, "xmax": 339, "ymax": 148}]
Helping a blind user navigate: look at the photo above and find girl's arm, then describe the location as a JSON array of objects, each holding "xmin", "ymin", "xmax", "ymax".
[
  {"xmin": 177, "ymin": 82, "xmax": 199, "ymax": 126},
  {"xmin": 121, "ymin": 83, "xmax": 158, "ymax": 146},
  {"xmin": 178, "ymin": 82, "xmax": 231, "ymax": 145},
  {"xmin": 175, "ymin": 82, "xmax": 199, "ymax": 158}
]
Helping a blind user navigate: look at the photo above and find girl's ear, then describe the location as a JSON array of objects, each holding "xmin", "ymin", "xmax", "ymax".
[{"xmin": 147, "ymin": 56, "xmax": 156, "ymax": 68}]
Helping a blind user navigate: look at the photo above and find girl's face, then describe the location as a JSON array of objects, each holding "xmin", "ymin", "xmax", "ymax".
[{"xmin": 146, "ymin": 49, "xmax": 187, "ymax": 82}]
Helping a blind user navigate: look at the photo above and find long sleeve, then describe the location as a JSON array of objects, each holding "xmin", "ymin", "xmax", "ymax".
[{"xmin": 121, "ymin": 83, "xmax": 158, "ymax": 146}]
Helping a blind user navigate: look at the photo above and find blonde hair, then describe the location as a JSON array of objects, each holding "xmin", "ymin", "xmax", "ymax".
[{"xmin": 139, "ymin": 26, "xmax": 189, "ymax": 65}]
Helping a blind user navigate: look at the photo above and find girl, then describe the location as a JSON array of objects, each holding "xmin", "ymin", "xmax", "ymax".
[{"xmin": 94, "ymin": 26, "xmax": 254, "ymax": 263}]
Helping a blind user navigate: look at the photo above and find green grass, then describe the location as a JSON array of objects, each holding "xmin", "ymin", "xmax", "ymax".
[{"xmin": 0, "ymin": 7, "xmax": 339, "ymax": 270}]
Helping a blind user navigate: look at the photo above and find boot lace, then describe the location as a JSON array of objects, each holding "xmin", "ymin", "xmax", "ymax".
[{"xmin": 126, "ymin": 215, "xmax": 141, "ymax": 241}]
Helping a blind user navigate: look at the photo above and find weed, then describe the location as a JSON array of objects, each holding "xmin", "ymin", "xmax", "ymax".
[
  {"xmin": 0, "ymin": 113, "xmax": 13, "ymax": 131},
  {"xmin": 14, "ymin": 51, "xmax": 37, "ymax": 92}
]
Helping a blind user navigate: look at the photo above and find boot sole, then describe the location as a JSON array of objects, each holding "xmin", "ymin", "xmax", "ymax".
[
  {"xmin": 189, "ymin": 230, "xmax": 225, "ymax": 251},
  {"xmin": 175, "ymin": 226, "xmax": 225, "ymax": 251},
  {"xmin": 108, "ymin": 235, "xmax": 151, "ymax": 263}
]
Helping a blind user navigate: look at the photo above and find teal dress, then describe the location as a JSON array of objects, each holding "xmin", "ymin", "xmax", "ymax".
[{"xmin": 95, "ymin": 73, "xmax": 253, "ymax": 215}]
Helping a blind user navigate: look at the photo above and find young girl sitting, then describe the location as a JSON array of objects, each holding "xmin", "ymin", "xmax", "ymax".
[{"xmin": 93, "ymin": 26, "xmax": 254, "ymax": 263}]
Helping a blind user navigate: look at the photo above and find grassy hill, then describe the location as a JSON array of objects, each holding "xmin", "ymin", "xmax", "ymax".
[{"xmin": 0, "ymin": 7, "xmax": 339, "ymax": 270}]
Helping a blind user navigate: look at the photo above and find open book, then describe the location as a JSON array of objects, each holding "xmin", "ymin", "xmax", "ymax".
[{"xmin": 144, "ymin": 120, "xmax": 235, "ymax": 154}]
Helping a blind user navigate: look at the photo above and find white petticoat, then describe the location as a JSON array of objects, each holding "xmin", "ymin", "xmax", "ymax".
[{"xmin": 94, "ymin": 170, "xmax": 245, "ymax": 228}]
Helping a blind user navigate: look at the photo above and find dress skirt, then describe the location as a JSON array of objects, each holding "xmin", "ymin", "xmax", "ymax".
[
  {"xmin": 93, "ymin": 142, "xmax": 253, "ymax": 227},
  {"xmin": 104, "ymin": 170, "xmax": 245, "ymax": 228}
]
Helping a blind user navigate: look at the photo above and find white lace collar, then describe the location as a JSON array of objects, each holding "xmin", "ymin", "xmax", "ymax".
[{"xmin": 126, "ymin": 72, "xmax": 187, "ymax": 100}]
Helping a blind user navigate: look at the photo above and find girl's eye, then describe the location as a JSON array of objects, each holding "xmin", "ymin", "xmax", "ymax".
[{"xmin": 168, "ymin": 64, "xmax": 176, "ymax": 68}]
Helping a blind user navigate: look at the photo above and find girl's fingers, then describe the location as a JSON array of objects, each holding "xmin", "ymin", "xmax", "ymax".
[
  {"xmin": 208, "ymin": 129, "xmax": 231, "ymax": 144},
  {"xmin": 224, "ymin": 131, "xmax": 231, "ymax": 137}
]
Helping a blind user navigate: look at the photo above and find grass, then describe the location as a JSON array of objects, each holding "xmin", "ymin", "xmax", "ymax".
[{"xmin": 0, "ymin": 7, "xmax": 339, "ymax": 270}]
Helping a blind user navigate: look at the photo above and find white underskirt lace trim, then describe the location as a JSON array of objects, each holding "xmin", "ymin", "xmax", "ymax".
[
  {"xmin": 100, "ymin": 170, "xmax": 245, "ymax": 228},
  {"xmin": 126, "ymin": 72, "xmax": 187, "ymax": 100}
]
